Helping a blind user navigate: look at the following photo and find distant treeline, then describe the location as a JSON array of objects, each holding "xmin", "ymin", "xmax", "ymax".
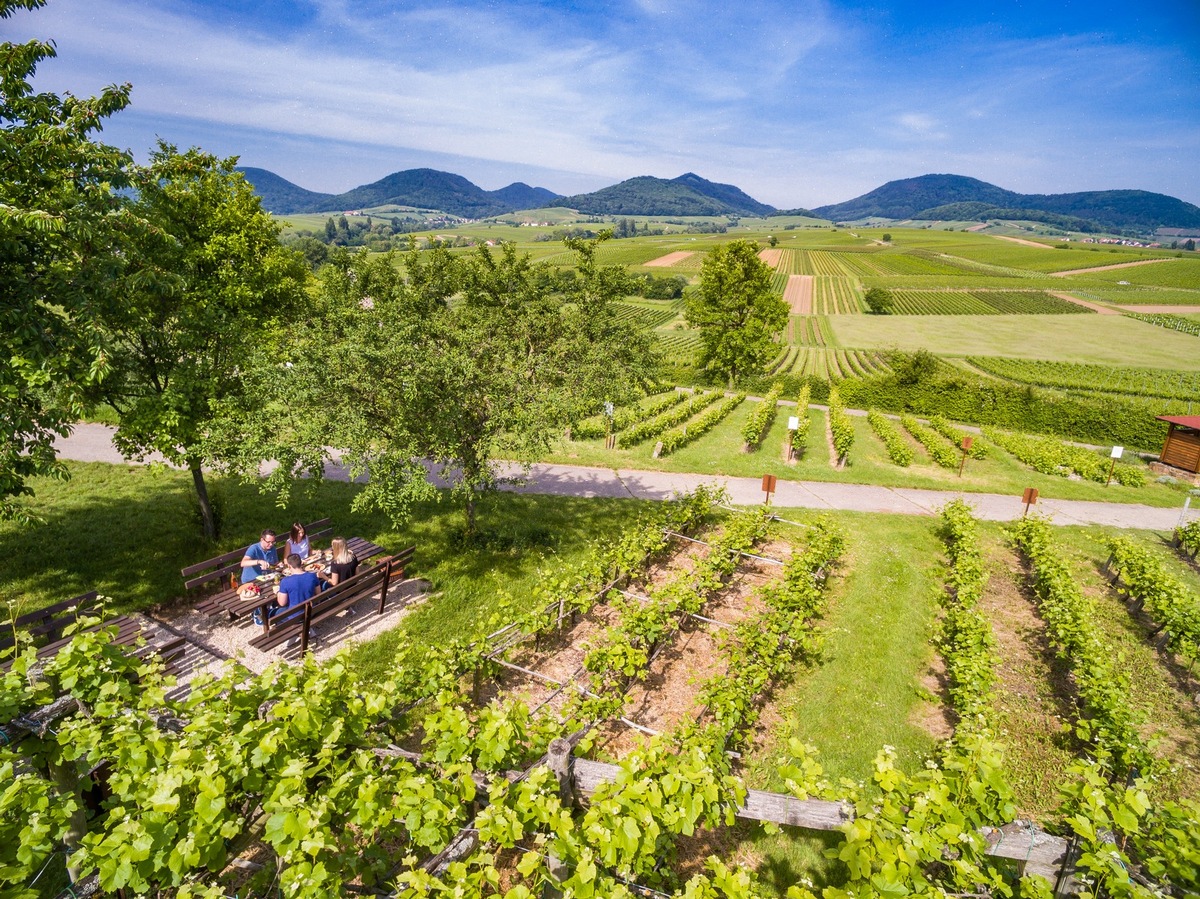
[{"xmin": 283, "ymin": 214, "xmax": 480, "ymax": 266}]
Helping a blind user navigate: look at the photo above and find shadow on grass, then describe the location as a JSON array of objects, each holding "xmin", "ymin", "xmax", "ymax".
[{"xmin": 0, "ymin": 463, "xmax": 652, "ymax": 657}]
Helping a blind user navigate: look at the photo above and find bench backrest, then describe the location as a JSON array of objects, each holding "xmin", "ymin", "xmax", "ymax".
[
  {"xmin": 254, "ymin": 547, "xmax": 415, "ymax": 652},
  {"xmin": 0, "ymin": 591, "xmax": 102, "ymax": 651},
  {"xmin": 181, "ymin": 518, "xmax": 333, "ymax": 592}
]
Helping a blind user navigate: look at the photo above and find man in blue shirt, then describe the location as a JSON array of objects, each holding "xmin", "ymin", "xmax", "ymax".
[
  {"xmin": 240, "ymin": 530, "xmax": 279, "ymax": 584},
  {"xmin": 274, "ymin": 553, "xmax": 321, "ymax": 618}
]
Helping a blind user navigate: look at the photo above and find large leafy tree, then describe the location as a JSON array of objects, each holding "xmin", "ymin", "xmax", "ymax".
[
  {"xmin": 88, "ymin": 143, "xmax": 309, "ymax": 540},
  {"xmin": 685, "ymin": 239, "xmax": 788, "ymax": 387},
  {"xmin": 0, "ymin": 0, "xmax": 134, "ymax": 522},
  {"xmin": 217, "ymin": 238, "xmax": 658, "ymax": 533}
]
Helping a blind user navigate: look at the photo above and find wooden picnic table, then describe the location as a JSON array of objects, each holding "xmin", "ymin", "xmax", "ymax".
[{"xmin": 192, "ymin": 536, "xmax": 387, "ymax": 623}]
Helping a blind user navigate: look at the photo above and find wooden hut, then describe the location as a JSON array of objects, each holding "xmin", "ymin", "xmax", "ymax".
[{"xmin": 1155, "ymin": 415, "xmax": 1200, "ymax": 473}]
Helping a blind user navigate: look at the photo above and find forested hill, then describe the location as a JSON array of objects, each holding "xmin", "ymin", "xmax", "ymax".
[
  {"xmin": 238, "ymin": 167, "xmax": 562, "ymax": 218},
  {"xmin": 549, "ymin": 174, "xmax": 776, "ymax": 216},
  {"xmin": 812, "ymin": 174, "xmax": 1200, "ymax": 231},
  {"xmin": 235, "ymin": 168, "xmax": 334, "ymax": 214}
]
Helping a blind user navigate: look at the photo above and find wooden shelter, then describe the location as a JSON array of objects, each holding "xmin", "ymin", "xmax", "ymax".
[{"xmin": 1155, "ymin": 415, "xmax": 1200, "ymax": 473}]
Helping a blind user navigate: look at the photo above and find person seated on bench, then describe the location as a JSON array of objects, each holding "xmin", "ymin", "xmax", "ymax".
[
  {"xmin": 285, "ymin": 521, "xmax": 312, "ymax": 561},
  {"xmin": 274, "ymin": 553, "xmax": 321, "ymax": 616},
  {"xmin": 240, "ymin": 529, "xmax": 279, "ymax": 584},
  {"xmin": 322, "ymin": 537, "xmax": 359, "ymax": 588}
]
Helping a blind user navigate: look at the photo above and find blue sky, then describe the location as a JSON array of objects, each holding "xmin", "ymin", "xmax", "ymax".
[{"xmin": 8, "ymin": 0, "xmax": 1200, "ymax": 208}]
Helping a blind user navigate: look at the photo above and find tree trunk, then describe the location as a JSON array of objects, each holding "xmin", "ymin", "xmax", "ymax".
[
  {"xmin": 47, "ymin": 757, "xmax": 88, "ymax": 881},
  {"xmin": 190, "ymin": 462, "xmax": 218, "ymax": 542},
  {"xmin": 464, "ymin": 493, "xmax": 478, "ymax": 537}
]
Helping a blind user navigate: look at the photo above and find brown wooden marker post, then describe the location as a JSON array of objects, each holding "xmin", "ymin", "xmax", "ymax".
[
  {"xmin": 762, "ymin": 473, "xmax": 777, "ymax": 506},
  {"xmin": 1022, "ymin": 487, "xmax": 1039, "ymax": 518},
  {"xmin": 959, "ymin": 435, "xmax": 974, "ymax": 478}
]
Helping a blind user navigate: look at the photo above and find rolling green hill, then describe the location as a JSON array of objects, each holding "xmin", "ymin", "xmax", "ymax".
[
  {"xmin": 813, "ymin": 174, "xmax": 1200, "ymax": 232},
  {"xmin": 550, "ymin": 173, "xmax": 775, "ymax": 217},
  {"xmin": 235, "ymin": 167, "xmax": 334, "ymax": 214}
]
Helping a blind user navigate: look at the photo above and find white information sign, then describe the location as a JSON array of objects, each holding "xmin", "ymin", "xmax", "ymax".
[
  {"xmin": 787, "ymin": 416, "xmax": 800, "ymax": 430},
  {"xmin": 1110, "ymin": 446, "xmax": 1124, "ymax": 459}
]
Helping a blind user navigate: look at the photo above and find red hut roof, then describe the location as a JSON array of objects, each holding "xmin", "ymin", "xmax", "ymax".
[{"xmin": 1156, "ymin": 415, "xmax": 1200, "ymax": 428}]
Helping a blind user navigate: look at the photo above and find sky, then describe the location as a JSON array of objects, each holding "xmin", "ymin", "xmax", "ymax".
[{"xmin": 7, "ymin": 0, "xmax": 1200, "ymax": 209}]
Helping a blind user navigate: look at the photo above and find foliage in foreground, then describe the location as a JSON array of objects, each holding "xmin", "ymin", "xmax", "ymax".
[{"xmin": 3, "ymin": 501, "xmax": 1199, "ymax": 898}]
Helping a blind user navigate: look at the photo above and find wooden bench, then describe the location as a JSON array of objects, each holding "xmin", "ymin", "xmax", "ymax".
[
  {"xmin": 2, "ymin": 592, "xmax": 188, "ymax": 675},
  {"xmin": 248, "ymin": 547, "xmax": 415, "ymax": 655},
  {"xmin": 193, "ymin": 534, "xmax": 388, "ymax": 623},
  {"xmin": 1, "ymin": 591, "xmax": 101, "ymax": 652},
  {"xmin": 182, "ymin": 517, "xmax": 334, "ymax": 599}
]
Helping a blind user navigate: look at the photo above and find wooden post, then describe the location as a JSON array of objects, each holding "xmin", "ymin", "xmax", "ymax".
[
  {"xmin": 1022, "ymin": 487, "xmax": 1039, "ymax": 518},
  {"xmin": 761, "ymin": 474, "xmax": 777, "ymax": 505},
  {"xmin": 545, "ymin": 738, "xmax": 575, "ymax": 897}
]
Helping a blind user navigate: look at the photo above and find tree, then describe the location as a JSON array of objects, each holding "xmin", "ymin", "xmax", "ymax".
[
  {"xmin": 864, "ymin": 286, "xmax": 895, "ymax": 314},
  {"xmin": 87, "ymin": 143, "xmax": 309, "ymax": 540},
  {"xmin": 685, "ymin": 240, "xmax": 787, "ymax": 387},
  {"xmin": 768, "ymin": 234, "xmax": 778, "ymax": 247},
  {"xmin": 0, "ymin": 0, "xmax": 134, "ymax": 522},
  {"xmin": 217, "ymin": 237, "xmax": 659, "ymax": 535}
]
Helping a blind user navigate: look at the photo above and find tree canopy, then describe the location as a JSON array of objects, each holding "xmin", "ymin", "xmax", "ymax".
[
  {"xmin": 212, "ymin": 237, "xmax": 659, "ymax": 533},
  {"xmin": 86, "ymin": 144, "xmax": 309, "ymax": 539},
  {"xmin": 685, "ymin": 240, "xmax": 788, "ymax": 387},
  {"xmin": 0, "ymin": 0, "xmax": 133, "ymax": 521}
]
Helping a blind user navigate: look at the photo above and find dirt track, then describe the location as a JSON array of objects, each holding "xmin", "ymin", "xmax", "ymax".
[
  {"xmin": 994, "ymin": 235, "xmax": 1051, "ymax": 249},
  {"xmin": 1117, "ymin": 305, "xmax": 1200, "ymax": 313},
  {"xmin": 783, "ymin": 275, "xmax": 814, "ymax": 314},
  {"xmin": 757, "ymin": 248, "xmax": 784, "ymax": 269},
  {"xmin": 645, "ymin": 251, "xmax": 695, "ymax": 267},
  {"xmin": 1047, "ymin": 291, "xmax": 1118, "ymax": 314},
  {"xmin": 1050, "ymin": 258, "xmax": 1176, "ymax": 277}
]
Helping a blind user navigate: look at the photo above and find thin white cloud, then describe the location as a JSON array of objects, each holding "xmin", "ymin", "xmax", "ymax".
[{"xmin": 7, "ymin": 0, "xmax": 1199, "ymax": 207}]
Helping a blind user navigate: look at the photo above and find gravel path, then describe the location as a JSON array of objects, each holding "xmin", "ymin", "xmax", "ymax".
[{"xmin": 56, "ymin": 423, "xmax": 1193, "ymax": 530}]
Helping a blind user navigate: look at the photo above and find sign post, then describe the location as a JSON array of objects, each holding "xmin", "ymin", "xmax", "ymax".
[
  {"xmin": 1021, "ymin": 487, "xmax": 1039, "ymax": 518},
  {"xmin": 1106, "ymin": 446, "xmax": 1123, "ymax": 487},
  {"xmin": 762, "ymin": 473, "xmax": 777, "ymax": 505},
  {"xmin": 958, "ymin": 436, "xmax": 974, "ymax": 478},
  {"xmin": 604, "ymin": 401, "xmax": 615, "ymax": 450},
  {"xmin": 785, "ymin": 416, "xmax": 799, "ymax": 463}
]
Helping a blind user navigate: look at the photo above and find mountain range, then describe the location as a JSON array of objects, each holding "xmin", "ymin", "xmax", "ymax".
[{"xmin": 238, "ymin": 167, "xmax": 1200, "ymax": 232}]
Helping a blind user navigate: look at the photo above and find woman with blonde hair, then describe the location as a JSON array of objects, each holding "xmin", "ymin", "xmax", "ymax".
[{"xmin": 325, "ymin": 536, "xmax": 358, "ymax": 587}]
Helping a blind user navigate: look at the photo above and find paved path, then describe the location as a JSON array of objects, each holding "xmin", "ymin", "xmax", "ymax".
[{"xmin": 56, "ymin": 424, "xmax": 1192, "ymax": 531}]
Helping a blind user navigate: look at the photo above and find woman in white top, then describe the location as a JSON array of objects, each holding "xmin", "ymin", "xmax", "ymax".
[{"xmin": 285, "ymin": 521, "xmax": 311, "ymax": 560}]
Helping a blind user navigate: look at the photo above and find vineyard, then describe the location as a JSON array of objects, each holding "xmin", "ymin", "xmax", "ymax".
[
  {"xmin": 5, "ymin": 488, "xmax": 1200, "ymax": 899},
  {"xmin": 1124, "ymin": 311, "xmax": 1200, "ymax": 337},
  {"xmin": 611, "ymin": 300, "xmax": 680, "ymax": 330},
  {"xmin": 965, "ymin": 357, "xmax": 1200, "ymax": 402},
  {"xmin": 885, "ymin": 289, "xmax": 1091, "ymax": 315}
]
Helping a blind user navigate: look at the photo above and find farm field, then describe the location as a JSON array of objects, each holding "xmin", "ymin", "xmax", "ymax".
[
  {"xmin": 829, "ymin": 313, "xmax": 1200, "ymax": 366},
  {"xmin": 550, "ymin": 397, "xmax": 1187, "ymax": 507}
]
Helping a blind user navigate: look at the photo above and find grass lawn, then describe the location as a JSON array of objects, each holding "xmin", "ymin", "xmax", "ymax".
[
  {"xmin": 828, "ymin": 314, "xmax": 1200, "ymax": 368},
  {"xmin": 547, "ymin": 399, "xmax": 1186, "ymax": 508},
  {"xmin": 0, "ymin": 461, "xmax": 651, "ymax": 682},
  {"xmin": 740, "ymin": 512, "xmax": 945, "ymax": 891}
]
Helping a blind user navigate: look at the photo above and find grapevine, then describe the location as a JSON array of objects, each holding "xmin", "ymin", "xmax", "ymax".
[
  {"xmin": 1105, "ymin": 537, "xmax": 1200, "ymax": 665},
  {"xmin": 656, "ymin": 394, "xmax": 745, "ymax": 456},
  {"xmin": 867, "ymin": 409, "xmax": 913, "ymax": 466},
  {"xmin": 740, "ymin": 382, "xmax": 784, "ymax": 449},
  {"xmin": 826, "ymin": 384, "xmax": 854, "ymax": 463},
  {"xmin": 901, "ymin": 415, "xmax": 959, "ymax": 468}
]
